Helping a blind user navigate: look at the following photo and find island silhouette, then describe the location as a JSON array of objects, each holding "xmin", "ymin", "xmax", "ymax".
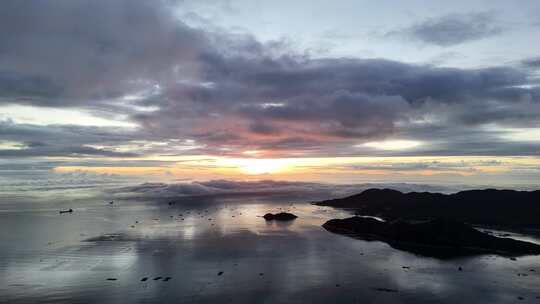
[
  {"xmin": 315, "ymin": 188, "xmax": 540, "ymax": 229},
  {"xmin": 317, "ymin": 188, "xmax": 540, "ymax": 257}
]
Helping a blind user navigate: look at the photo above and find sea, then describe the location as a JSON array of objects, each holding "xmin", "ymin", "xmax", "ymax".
[{"xmin": 1, "ymin": 182, "xmax": 540, "ymax": 303}]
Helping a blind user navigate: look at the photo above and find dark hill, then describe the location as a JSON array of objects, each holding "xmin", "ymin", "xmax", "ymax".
[
  {"xmin": 315, "ymin": 188, "xmax": 540, "ymax": 228},
  {"xmin": 323, "ymin": 217, "xmax": 540, "ymax": 258}
]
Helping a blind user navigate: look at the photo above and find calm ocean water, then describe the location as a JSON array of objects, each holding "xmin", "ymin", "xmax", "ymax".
[{"xmin": 1, "ymin": 190, "xmax": 540, "ymax": 303}]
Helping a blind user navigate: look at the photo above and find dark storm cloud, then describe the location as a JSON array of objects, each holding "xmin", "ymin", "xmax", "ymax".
[
  {"xmin": 193, "ymin": 53, "xmax": 531, "ymax": 108},
  {"xmin": 0, "ymin": 145, "xmax": 136, "ymax": 158},
  {"xmin": 0, "ymin": 0, "xmax": 208, "ymax": 105},
  {"xmin": 248, "ymin": 121, "xmax": 282, "ymax": 135},
  {"xmin": 0, "ymin": 120, "xmax": 139, "ymax": 157},
  {"xmin": 389, "ymin": 12, "xmax": 503, "ymax": 46},
  {"xmin": 134, "ymin": 50, "xmax": 538, "ymax": 155},
  {"xmin": 0, "ymin": 72, "xmax": 62, "ymax": 101},
  {"xmin": 0, "ymin": 159, "xmax": 177, "ymax": 172},
  {"xmin": 521, "ymin": 57, "xmax": 540, "ymax": 69},
  {"xmin": 1, "ymin": 1, "xmax": 539, "ymax": 159}
]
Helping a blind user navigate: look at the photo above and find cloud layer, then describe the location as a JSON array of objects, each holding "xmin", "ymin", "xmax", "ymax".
[
  {"xmin": 390, "ymin": 12, "xmax": 503, "ymax": 46},
  {"xmin": 0, "ymin": 0, "xmax": 539, "ymax": 163},
  {"xmin": 110, "ymin": 180, "xmax": 460, "ymax": 200}
]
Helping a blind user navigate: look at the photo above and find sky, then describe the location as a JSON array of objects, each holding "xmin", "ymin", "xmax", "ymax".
[{"xmin": 1, "ymin": 0, "xmax": 540, "ymax": 188}]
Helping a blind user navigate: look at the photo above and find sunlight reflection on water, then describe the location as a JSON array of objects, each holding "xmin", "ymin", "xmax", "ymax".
[{"xmin": 1, "ymin": 195, "xmax": 539, "ymax": 303}]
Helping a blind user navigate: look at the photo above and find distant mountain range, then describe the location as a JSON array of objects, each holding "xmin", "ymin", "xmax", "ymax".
[{"xmin": 315, "ymin": 188, "xmax": 540, "ymax": 229}]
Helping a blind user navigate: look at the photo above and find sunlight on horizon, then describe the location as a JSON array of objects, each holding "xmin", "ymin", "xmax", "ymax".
[
  {"xmin": 360, "ymin": 140, "xmax": 423, "ymax": 150},
  {"xmin": 227, "ymin": 158, "xmax": 295, "ymax": 175},
  {"xmin": 49, "ymin": 155, "xmax": 540, "ymax": 187}
]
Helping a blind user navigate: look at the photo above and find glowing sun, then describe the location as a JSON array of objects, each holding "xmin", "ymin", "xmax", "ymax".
[{"xmin": 234, "ymin": 158, "xmax": 292, "ymax": 175}]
